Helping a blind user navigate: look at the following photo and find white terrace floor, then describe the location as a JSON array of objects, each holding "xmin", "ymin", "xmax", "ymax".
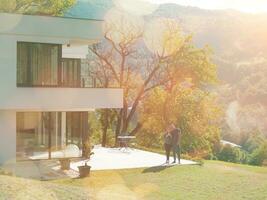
[
  {"xmin": 5, "ymin": 146, "xmax": 196, "ymax": 179},
  {"xmin": 70, "ymin": 146, "xmax": 196, "ymax": 171}
]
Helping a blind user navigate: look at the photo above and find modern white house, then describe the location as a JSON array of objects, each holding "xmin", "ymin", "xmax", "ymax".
[
  {"xmin": 0, "ymin": 13, "xmax": 123, "ymax": 165},
  {"xmin": 220, "ymin": 140, "xmax": 242, "ymax": 148}
]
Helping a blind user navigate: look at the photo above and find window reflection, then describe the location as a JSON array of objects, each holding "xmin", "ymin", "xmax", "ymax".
[{"xmin": 16, "ymin": 112, "xmax": 87, "ymax": 161}]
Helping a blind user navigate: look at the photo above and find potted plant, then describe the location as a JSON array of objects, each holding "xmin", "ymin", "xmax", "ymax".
[
  {"xmin": 78, "ymin": 132, "xmax": 94, "ymax": 178},
  {"xmin": 78, "ymin": 153, "xmax": 93, "ymax": 178}
]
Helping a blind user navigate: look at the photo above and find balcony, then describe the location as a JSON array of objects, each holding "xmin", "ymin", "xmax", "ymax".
[
  {"xmin": 17, "ymin": 42, "xmax": 119, "ymax": 89},
  {"xmin": 0, "ymin": 87, "xmax": 123, "ymax": 111},
  {"xmin": 0, "ymin": 14, "xmax": 123, "ymax": 111},
  {"xmin": 3, "ymin": 43, "xmax": 123, "ymax": 111}
]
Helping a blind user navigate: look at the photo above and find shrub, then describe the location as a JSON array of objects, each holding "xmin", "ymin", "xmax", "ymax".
[
  {"xmin": 217, "ymin": 144, "xmax": 248, "ymax": 164},
  {"xmin": 249, "ymin": 143, "xmax": 267, "ymax": 166}
]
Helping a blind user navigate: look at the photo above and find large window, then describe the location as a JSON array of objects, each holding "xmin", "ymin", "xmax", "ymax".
[
  {"xmin": 16, "ymin": 112, "xmax": 88, "ymax": 161},
  {"xmin": 16, "ymin": 41, "xmax": 113, "ymax": 88},
  {"xmin": 17, "ymin": 42, "xmax": 61, "ymax": 87},
  {"xmin": 62, "ymin": 58, "xmax": 81, "ymax": 87}
]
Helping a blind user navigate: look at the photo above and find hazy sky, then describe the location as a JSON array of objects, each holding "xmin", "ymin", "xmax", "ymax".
[{"xmin": 148, "ymin": 0, "xmax": 267, "ymax": 13}]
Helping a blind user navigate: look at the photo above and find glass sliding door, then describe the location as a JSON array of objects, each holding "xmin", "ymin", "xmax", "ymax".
[
  {"xmin": 45, "ymin": 112, "xmax": 65, "ymax": 159},
  {"xmin": 66, "ymin": 112, "xmax": 84, "ymax": 148},
  {"xmin": 16, "ymin": 112, "xmax": 49, "ymax": 160},
  {"xmin": 16, "ymin": 112, "xmax": 88, "ymax": 161}
]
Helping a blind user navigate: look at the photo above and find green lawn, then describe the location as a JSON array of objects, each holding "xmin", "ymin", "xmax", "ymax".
[
  {"xmin": 1, "ymin": 161, "xmax": 267, "ymax": 200},
  {"xmin": 54, "ymin": 161, "xmax": 267, "ymax": 200}
]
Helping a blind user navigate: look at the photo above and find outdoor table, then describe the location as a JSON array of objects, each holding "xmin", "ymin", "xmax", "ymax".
[{"xmin": 117, "ymin": 136, "xmax": 136, "ymax": 150}]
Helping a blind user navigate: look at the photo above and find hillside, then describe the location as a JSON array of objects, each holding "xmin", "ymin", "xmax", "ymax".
[
  {"xmin": 0, "ymin": 174, "xmax": 91, "ymax": 199},
  {"xmin": 153, "ymin": 4, "xmax": 267, "ymax": 83},
  {"xmin": 153, "ymin": 4, "xmax": 267, "ymax": 135}
]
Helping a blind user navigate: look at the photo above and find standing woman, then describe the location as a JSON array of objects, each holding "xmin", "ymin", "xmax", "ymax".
[{"xmin": 164, "ymin": 131, "xmax": 172, "ymax": 164}]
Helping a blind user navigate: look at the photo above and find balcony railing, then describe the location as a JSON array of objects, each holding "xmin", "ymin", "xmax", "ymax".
[{"xmin": 17, "ymin": 77, "xmax": 120, "ymax": 88}]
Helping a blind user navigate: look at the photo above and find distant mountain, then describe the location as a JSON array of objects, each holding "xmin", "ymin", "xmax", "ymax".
[
  {"xmin": 152, "ymin": 3, "xmax": 267, "ymax": 83},
  {"xmin": 66, "ymin": 1, "xmax": 267, "ymax": 83},
  {"xmin": 65, "ymin": 0, "xmax": 113, "ymax": 20},
  {"xmin": 66, "ymin": 1, "xmax": 267, "ymax": 101}
]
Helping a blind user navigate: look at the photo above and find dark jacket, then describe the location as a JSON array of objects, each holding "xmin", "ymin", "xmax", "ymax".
[{"xmin": 170, "ymin": 128, "xmax": 181, "ymax": 146}]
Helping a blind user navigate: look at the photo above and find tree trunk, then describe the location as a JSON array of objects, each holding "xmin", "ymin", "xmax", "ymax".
[
  {"xmin": 121, "ymin": 98, "xmax": 129, "ymax": 134},
  {"xmin": 115, "ymin": 109, "xmax": 123, "ymax": 146},
  {"xmin": 124, "ymin": 65, "xmax": 161, "ymax": 132},
  {"xmin": 101, "ymin": 126, "xmax": 108, "ymax": 147},
  {"xmin": 101, "ymin": 109, "xmax": 109, "ymax": 147},
  {"xmin": 82, "ymin": 112, "xmax": 90, "ymax": 158}
]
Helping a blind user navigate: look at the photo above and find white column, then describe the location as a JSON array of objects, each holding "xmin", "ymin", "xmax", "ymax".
[
  {"xmin": 61, "ymin": 112, "xmax": 66, "ymax": 148},
  {"xmin": 55, "ymin": 112, "xmax": 58, "ymax": 150},
  {"xmin": 37, "ymin": 112, "xmax": 42, "ymax": 145},
  {"xmin": 0, "ymin": 111, "xmax": 16, "ymax": 165}
]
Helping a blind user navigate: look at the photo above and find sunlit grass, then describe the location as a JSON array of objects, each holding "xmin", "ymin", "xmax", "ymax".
[
  {"xmin": 1, "ymin": 161, "xmax": 267, "ymax": 199},
  {"xmin": 53, "ymin": 161, "xmax": 267, "ymax": 200}
]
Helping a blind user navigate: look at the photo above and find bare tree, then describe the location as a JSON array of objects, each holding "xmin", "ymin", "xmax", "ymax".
[{"xmin": 88, "ymin": 10, "xmax": 186, "ymax": 145}]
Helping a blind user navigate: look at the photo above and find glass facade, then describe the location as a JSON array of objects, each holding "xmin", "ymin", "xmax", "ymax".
[
  {"xmin": 61, "ymin": 58, "xmax": 81, "ymax": 87},
  {"xmin": 17, "ymin": 42, "xmax": 83, "ymax": 88},
  {"xmin": 17, "ymin": 42, "xmax": 61, "ymax": 87},
  {"xmin": 17, "ymin": 41, "xmax": 119, "ymax": 88},
  {"xmin": 16, "ymin": 112, "xmax": 88, "ymax": 161}
]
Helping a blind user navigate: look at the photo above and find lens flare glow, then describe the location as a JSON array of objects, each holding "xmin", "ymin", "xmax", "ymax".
[
  {"xmin": 226, "ymin": 101, "xmax": 240, "ymax": 133},
  {"xmin": 103, "ymin": 8, "xmax": 144, "ymax": 45},
  {"xmin": 144, "ymin": 18, "xmax": 184, "ymax": 57},
  {"xmin": 113, "ymin": 0, "xmax": 159, "ymax": 16}
]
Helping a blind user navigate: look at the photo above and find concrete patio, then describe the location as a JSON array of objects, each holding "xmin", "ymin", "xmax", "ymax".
[
  {"xmin": 3, "ymin": 146, "xmax": 196, "ymax": 180},
  {"xmin": 70, "ymin": 146, "xmax": 196, "ymax": 171}
]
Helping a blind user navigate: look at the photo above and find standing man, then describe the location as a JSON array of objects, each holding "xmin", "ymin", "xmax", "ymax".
[
  {"xmin": 169, "ymin": 124, "xmax": 181, "ymax": 164},
  {"xmin": 163, "ymin": 131, "xmax": 172, "ymax": 164}
]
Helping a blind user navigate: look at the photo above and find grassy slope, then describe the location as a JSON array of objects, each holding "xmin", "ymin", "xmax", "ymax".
[
  {"xmin": 1, "ymin": 161, "xmax": 267, "ymax": 200},
  {"xmin": 54, "ymin": 161, "xmax": 267, "ymax": 200},
  {"xmin": 0, "ymin": 175, "xmax": 91, "ymax": 200}
]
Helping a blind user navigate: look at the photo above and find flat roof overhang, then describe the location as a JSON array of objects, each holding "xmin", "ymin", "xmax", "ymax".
[{"xmin": 0, "ymin": 13, "xmax": 103, "ymax": 44}]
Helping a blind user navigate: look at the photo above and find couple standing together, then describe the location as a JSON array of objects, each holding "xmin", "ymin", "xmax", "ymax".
[{"xmin": 164, "ymin": 124, "xmax": 181, "ymax": 164}]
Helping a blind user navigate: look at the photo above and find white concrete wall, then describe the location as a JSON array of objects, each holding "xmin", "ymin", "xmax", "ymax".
[
  {"xmin": 0, "ymin": 19, "xmax": 123, "ymax": 111},
  {"xmin": 0, "ymin": 13, "xmax": 103, "ymax": 42},
  {"xmin": 0, "ymin": 111, "xmax": 16, "ymax": 164},
  {"xmin": 0, "ymin": 88, "xmax": 123, "ymax": 111}
]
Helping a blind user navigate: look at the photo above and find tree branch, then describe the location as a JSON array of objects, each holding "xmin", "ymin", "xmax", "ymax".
[{"xmin": 90, "ymin": 46, "xmax": 120, "ymax": 84}]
